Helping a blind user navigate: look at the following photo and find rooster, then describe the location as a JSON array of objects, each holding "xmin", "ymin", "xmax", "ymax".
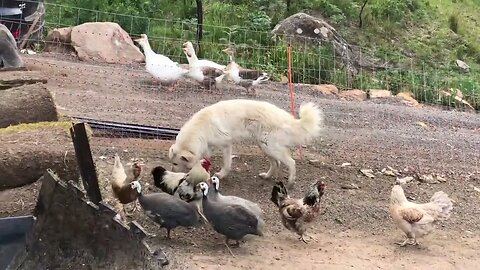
[
  {"xmin": 111, "ymin": 154, "xmax": 144, "ymax": 216},
  {"xmin": 152, "ymin": 158, "xmax": 211, "ymax": 196},
  {"xmin": 270, "ymin": 180, "xmax": 326, "ymax": 243},
  {"xmin": 389, "ymin": 184, "xmax": 453, "ymax": 246}
]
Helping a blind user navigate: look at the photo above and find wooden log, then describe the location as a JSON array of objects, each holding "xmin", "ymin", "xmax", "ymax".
[
  {"xmin": 0, "ymin": 123, "xmax": 79, "ymax": 190},
  {"xmin": 0, "ymin": 70, "xmax": 48, "ymax": 90},
  {"xmin": 0, "ymin": 83, "xmax": 58, "ymax": 128}
]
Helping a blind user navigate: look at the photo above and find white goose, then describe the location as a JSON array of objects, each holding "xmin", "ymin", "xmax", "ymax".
[
  {"xmin": 222, "ymin": 47, "xmax": 269, "ymax": 96},
  {"xmin": 134, "ymin": 34, "xmax": 189, "ymax": 91},
  {"xmin": 182, "ymin": 41, "xmax": 226, "ymax": 91}
]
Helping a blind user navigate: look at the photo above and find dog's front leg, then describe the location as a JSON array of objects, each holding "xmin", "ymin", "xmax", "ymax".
[{"xmin": 214, "ymin": 144, "xmax": 233, "ymax": 179}]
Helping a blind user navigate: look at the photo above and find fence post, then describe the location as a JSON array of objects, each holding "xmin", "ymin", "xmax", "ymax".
[{"xmin": 69, "ymin": 122, "xmax": 102, "ymax": 204}]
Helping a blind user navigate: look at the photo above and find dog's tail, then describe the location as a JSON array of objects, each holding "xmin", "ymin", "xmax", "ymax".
[{"xmin": 295, "ymin": 102, "xmax": 324, "ymax": 143}]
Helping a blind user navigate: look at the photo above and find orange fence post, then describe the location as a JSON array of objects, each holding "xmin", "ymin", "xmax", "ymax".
[{"xmin": 287, "ymin": 45, "xmax": 303, "ymax": 160}]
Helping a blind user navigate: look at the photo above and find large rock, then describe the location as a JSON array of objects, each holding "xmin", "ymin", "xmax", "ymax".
[
  {"xmin": 338, "ymin": 89, "xmax": 367, "ymax": 101},
  {"xmin": 0, "ymin": 24, "xmax": 25, "ymax": 70},
  {"xmin": 314, "ymin": 84, "xmax": 339, "ymax": 95},
  {"xmin": 369, "ymin": 89, "xmax": 392, "ymax": 98},
  {"xmin": 70, "ymin": 22, "xmax": 144, "ymax": 64}
]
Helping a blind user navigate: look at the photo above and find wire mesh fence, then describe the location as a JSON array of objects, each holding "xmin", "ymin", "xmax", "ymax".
[{"xmin": 1, "ymin": 0, "xmax": 476, "ymax": 111}]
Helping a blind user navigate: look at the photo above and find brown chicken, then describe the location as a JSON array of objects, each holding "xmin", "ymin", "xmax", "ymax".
[
  {"xmin": 111, "ymin": 154, "xmax": 143, "ymax": 216},
  {"xmin": 270, "ymin": 180, "xmax": 326, "ymax": 243}
]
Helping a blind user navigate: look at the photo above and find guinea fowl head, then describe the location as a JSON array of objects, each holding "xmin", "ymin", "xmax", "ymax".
[
  {"xmin": 130, "ymin": 181, "xmax": 142, "ymax": 194},
  {"xmin": 198, "ymin": 182, "xmax": 209, "ymax": 197},
  {"xmin": 210, "ymin": 176, "xmax": 220, "ymax": 191}
]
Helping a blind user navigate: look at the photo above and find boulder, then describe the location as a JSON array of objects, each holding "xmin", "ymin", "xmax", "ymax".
[
  {"xmin": 456, "ymin": 59, "xmax": 469, "ymax": 73},
  {"xmin": 396, "ymin": 92, "xmax": 420, "ymax": 107},
  {"xmin": 70, "ymin": 22, "xmax": 144, "ymax": 64},
  {"xmin": 314, "ymin": 84, "xmax": 338, "ymax": 95},
  {"xmin": 338, "ymin": 89, "xmax": 367, "ymax": 101},
  {"xmin": 0, "ymin": 24, "xmax": 25, "ymax": 70},
  {"xmin": 272, "ymin": 13, "xmax": 336, "ymax": 46},
  {"xmin": 369, "ymin": 89, "xmax": 392, "ymax": 98}
]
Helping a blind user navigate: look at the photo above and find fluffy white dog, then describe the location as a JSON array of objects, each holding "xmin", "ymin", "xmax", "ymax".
[{"xmin": 168, "ymin": 99, "xmax": 324, "ymax": 187}]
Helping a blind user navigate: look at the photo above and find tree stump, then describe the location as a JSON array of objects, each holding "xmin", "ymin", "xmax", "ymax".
[
  {"xmin": 0, "ymin": 83, "xmax": 58, "ymax": 128},
  {"xmin": 0, "ymin": 123, "xmax": 79, "ymax": 190}
]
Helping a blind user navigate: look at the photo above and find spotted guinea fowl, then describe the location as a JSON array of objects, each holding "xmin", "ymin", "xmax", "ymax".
[
  {"xmin": 209, "ymin": 176, "xmax": 265, "ymax": 222},
  {"xmin": 198, "ymin": 182, "xmax": 264, "ymax": 256},
  {"xmin": 111, "ymin": 154, "xmax": 143, "ymax": 216},
  {"xmin": 222, "ymin": 47, "xmax": 269, "ymax": 96},
  {"xmin": 130, "ymin": 180, "xmax": 203, "ymax": 239},
  {"xmin": 271, "ymin": 180, "xmax": 326, "ymax": 243}
]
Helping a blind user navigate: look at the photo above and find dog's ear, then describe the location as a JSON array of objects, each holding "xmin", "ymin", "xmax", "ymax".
[{"xmin": 180, "ymin": 151, "xmax": 194, "ymax": 164}]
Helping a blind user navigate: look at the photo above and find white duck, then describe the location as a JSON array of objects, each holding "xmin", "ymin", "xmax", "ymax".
[
  {"xmin": 222, "ymin": 47, "xmax": 269, "ymax": 96},
  {"xmin": 135, "ymin": 34, "xmax": 189, "ymax": 91},
  {"xmin": 182, "ymin": 41, "xmax": 226, "ymax": 91}
]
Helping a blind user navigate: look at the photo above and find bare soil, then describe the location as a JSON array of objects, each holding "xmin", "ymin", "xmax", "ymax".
[{"xmin": 1, "ymin": 53, "xmax": 479, "ymax": 269}]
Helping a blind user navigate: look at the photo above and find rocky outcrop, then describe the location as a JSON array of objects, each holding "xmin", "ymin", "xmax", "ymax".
[{"xmin": 45, "ymin": 22, "xmax": 144, "ymax": 64}]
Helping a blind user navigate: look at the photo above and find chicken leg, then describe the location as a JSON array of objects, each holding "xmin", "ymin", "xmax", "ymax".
[
  {"xmin": 396, "ymin": 237, "xmax": 418, "ymax": 247},
  {"xmin": 300, "ymin": 233, "xmax": 318, "ymax": 243}
]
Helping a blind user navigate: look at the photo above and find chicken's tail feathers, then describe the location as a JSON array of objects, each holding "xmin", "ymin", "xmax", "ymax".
[
  {"xmin": 430, "ymin": 191, "xmax": 454, "ymax": 221},
  {"xmin": 151, "ymin": 166, "xmax": 185, "ymax": 195},
  {"xmin": 270, "ymin": 181, "xmax": 288, "ymax": 207}
]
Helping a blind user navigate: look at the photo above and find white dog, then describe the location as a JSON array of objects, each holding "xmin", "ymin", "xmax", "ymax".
[{"xmin": 168, "ymin": 99, "xmax": 324, "ymax": 187}]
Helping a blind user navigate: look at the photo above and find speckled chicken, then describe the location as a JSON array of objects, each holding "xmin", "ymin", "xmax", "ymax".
[
  {"xmin": 130, "ymin": 180, "xmax": 202, "ymax": 239},
  {"xmin": 110, "ymin": 154, "xmax": 143, "ymax": 216},
  {"xmin": 389, "ymin": 184, "xmax": 453, "ymax": 246},
  {"xmin": 270, "ymin": 180, "xmax": 326, "ymax": 243}
]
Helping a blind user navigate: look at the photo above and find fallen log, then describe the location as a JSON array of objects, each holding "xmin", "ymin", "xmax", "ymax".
[
  {"xmin": 0, "ymin": 122, "xmax": 79, "ymax": 190},
  {"xmin": 0, "ymin": 83, "xmax": 58, "ymax": 128},
  {"xmin": 0, "ymin": 70, "xmax": 48, "ymax": 90}
]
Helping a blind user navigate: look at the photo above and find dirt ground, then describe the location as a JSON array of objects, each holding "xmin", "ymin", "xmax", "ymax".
[{"xmin": 1, "ymin": 53, "xmax": 479, "ymax": 269}]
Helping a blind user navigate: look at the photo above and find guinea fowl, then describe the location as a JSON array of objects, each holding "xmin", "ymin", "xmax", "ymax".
[
  {"xmin": 182, "ymin": 41, "xmax": 226, "ymax": 91},
  {"xmin": 110, "ymin": 154, "xmax": 143, "ymax": 216},
  {"xmin": 209, "ymin": 176, "xmax": 265, "ymax": 223},
  {"xmin": 151, "ymin": 158, "xmax": 211, "ymax": 196},
  {"xmin": 130, "ymin": 180, "xmax": 202, "ymax": 239},
  {"xmin": 134, "ymin": 34, "xmax": 189, "ymax": 91},
  {"xmin": 390, "ymin": 184, "xmax": 453, "ymax": 246},
  {"xmin": 271, "ymin": 180, "xmax": 326, "ymax": 243},
  {"xmin": 198, "ymin": 182, "xmax": 264, "ymax": 256},
  {"xmin": 222, "ymin": 47, "xmax": 269, "ymax": 96}
]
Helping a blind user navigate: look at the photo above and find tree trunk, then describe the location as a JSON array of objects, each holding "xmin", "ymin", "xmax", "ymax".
[
  {"xmin": 0, "ymin": 83, "xmax": 58, "ymax": 128},
  {"xmin": 195, "ymin": 0, "xmax": 203, "ymax": 57},
  {"xmin": 0, "ymin": 125, "xmax": 79, "ymax": 190},
  {"xmin": 358, "ymin": 0, "xmax": 369, "ymax": 28}
]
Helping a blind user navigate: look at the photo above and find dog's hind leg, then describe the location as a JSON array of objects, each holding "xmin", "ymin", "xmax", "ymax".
[
  {"xmin": 259, "ymin": 156, "xmax": 280, "ymax": 179},
  {"xmin": 215, "ymin": 144, "xmax": 233, "ymax": 179},
  {"xmin": 265, "ymin": 146, "xmax": 296, "ymax": 188}
]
